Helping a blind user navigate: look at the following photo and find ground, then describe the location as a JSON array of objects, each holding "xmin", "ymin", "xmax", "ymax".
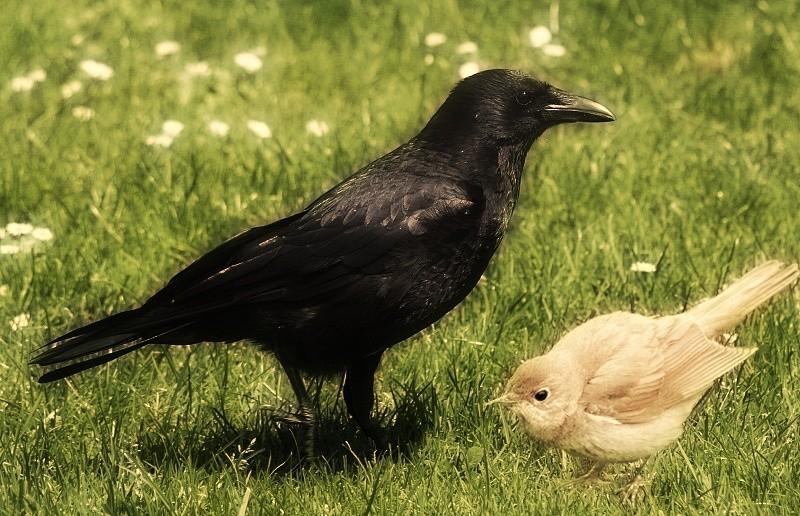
[{"xmin": 1, "ymin": 0, "xmax": 799, "ymax": 513}]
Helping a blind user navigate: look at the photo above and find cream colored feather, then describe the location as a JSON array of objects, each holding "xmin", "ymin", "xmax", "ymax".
[
  {"xmin": 684, "ymin": 260, "xmax": 799, "ymax": 336},
  {"xmin": 496, "ymin": 260, "xmax": 799, "ymax": 472}
]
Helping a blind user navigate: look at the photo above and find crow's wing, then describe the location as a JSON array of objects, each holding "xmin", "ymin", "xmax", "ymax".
[{"xmin": 144, "ymin": 175, "xmax": 481, "ymax": 314}]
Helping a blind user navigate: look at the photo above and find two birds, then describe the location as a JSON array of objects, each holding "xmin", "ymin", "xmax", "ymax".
[{"xmin": 31, "ymin": 69, "xmax": 792, "ymax": 489}]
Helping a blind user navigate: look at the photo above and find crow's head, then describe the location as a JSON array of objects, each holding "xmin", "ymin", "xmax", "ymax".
[{"xmin": 419, "ymin": 69, "xmax": 614, "ymax": 148}]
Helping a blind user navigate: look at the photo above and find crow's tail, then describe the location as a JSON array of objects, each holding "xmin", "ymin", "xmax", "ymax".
[
  {"xmin": 685, "ymin": 260, "xmax": 799, "ymax": 336},
  {"xmin": 30, "ymin": 308, "xmax": 192, "ymax": 383}
]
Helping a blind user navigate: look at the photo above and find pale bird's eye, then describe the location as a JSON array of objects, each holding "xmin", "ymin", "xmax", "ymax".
[{"xmin": 533, "ymin": 389, "xmax": 549, "ymax": 402}]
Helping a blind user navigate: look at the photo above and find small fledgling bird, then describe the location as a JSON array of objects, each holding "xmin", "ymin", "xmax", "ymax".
[
  {"xmin": 492, "ymin": 261, "xmax": 798, "ymax": 485},
  {"xmin": 31, "ymin": 70, "xmax": 614, "ymax": 448}
]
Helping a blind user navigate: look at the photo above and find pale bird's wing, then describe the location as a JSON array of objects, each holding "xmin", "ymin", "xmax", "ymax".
[
  {"xmin": 683, "ymin": 260, "xmax": 798, "ymax": 337},
  {"xmin": 655, "ymin": 318, "xmax": 756, "ymax": 408},
  {"xmin": 582, "ymin": 318, "xmax": 755, "ymax": 424},
  {"xmin": 581, "ymin": 329, "xmax": 666, "ymax": 423}
]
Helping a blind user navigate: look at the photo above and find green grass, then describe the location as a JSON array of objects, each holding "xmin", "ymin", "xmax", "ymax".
[{"xmin": 2, "ymin": 0, "xmax": 800, "ymax": 513}]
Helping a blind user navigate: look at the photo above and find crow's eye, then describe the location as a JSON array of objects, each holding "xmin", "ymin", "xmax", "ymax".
[
  {"xmin": 533, "ymin": 389, "xmax": 549, "ymax": 402},
  {"xmin": 516, "ymin": 90, "xmax": 533, "ymax": 106}
]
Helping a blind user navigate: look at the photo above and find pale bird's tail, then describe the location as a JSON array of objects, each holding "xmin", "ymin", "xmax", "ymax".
[{"xmin": 685, "ymin": 260, "xmax": 799, "ymax": 336}]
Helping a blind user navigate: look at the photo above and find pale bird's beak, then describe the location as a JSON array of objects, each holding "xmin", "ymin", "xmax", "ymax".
[
  {"xmin": 543, "ymin": 89, "xmax": 616, "ymax": 124},
  {"xmin": 485, "ymin": 393, "xmax": 514, "ymax": 407}
]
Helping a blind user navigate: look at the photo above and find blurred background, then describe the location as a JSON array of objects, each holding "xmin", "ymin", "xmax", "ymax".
[{"xmin": 1, "ymin": 0, "xmax": 799, "ymax": 513}]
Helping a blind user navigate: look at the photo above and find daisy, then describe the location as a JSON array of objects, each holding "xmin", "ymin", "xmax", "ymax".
[
  {"xmin": 162, "ymin": 120, "xmax": 184, "ymax": 138},
  {"xmin": 155, "ymin": 40, "xmax": 181, "ymax": 57},
  {"xmin": 28, "ymin": 69, "xmax": 47, "ymax": 82},
  {"xmin": 10, "ymin": 76, "xmax": 35, "ymax": 92},
  {"xmin": 208, "ymin": 120, "xmax": 230, "ymax": 137},
  {"xmin": 456, "ymin": 41, "xmax": 478, "ymax": 54},
  {"xmin": 80, "ymin": 60, "xmax": 114, "ymax": 80},
  {"xmin": 234, "ymin": 52, "xmax": 263, "ymax": 73},
  {"xmin": 185, "ymin": 62, "xmax": 211, "ymax": 77},
  {"xmin": 528, "ymin": 26, "xmax": 552, "ymax": 48},
  {"xmin": 246, "ymin": 120, "xmax": 272, "ymax": 139},
  {"xmin": 6, "ymin": 223, "xmax": 33, "ymax": 236},
  {"xmin": 305, "ymin": 120, "xmax": 329, "ymax": 137},
  {"xmin": 541, "ymin": 44, "xmax": 567, "ymax": 57},
  {"xmin": 10, "ymin": 313, "xmax": 31, "ymax": 331},
  {"xmin": 145, "ymin": 134, "xmax": 175, "ymax": 148},
  {"xmin": 0, "ymin": 244, "xmax": 20, "ymax": 255},
  {"xmin": 31, "ymin": 227, "xmax": 54, "ymax": 241},
  {"xmin": 630, "ymin": 261, "xmax": 657, "ymax": 273},
  {"xmin": 61, "ymin": 80, "xmax": 83, "ymax": 99},
  {"xmin": 72, "ymin": 106, "xmax": 94, "ymax": 121},
  {"xmin": 424, "ymin": 32, "xmax": 447, "ymax": 47},
  {"xmin": 458, "ymin": 62, "xmax": 480, "ymax": 79}
]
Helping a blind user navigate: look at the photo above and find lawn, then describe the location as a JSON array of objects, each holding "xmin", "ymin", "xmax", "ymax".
[{"xmin": 2, "ymin": 0, "xmax": 800, "ymax": 513}]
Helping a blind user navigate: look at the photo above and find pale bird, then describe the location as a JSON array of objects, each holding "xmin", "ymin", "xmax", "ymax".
[{"xmin": 492, "ymin": 261, "xmax": 798, "ymax": 487}]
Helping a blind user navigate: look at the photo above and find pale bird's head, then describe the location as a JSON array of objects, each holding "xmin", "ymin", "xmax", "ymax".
[{"xmin": 489, "ymin": 354, "xmax": 584, "ymax": 443}]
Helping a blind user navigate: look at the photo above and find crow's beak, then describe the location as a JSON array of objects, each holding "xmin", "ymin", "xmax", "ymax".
[{"xmin": 544, "ymin": 90, "xmax": 616, "ymax": 123}]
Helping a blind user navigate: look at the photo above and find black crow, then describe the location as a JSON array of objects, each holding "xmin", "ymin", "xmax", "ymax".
[{"xmin": 32, "ymin": 69, "xmax": 614, "ymax": 445}]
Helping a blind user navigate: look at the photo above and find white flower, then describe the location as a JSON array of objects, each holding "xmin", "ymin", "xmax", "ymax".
[
  {"xmin": 31, "ymin": 227, "xmax": 54, "ymax": 241},
  {"xmin": 234, "ymin": 52, "xmax": 263, "ymax": 73},
  {"xmin": 10, "ymin": 68, "xmax": 47, "ymax": 92},
  {"xmin": 0, "ymin": 285, "xmax": 8, "ymax": 297},
  {"xmin": 72, "ymin": 106, "xmax": 94, "ymax": 121},
  {"xmin": 146, "ymin": 134, "xmax": 175, "ymax": 147},
  {"xmin": 6, "ymin": 223, "xmax": 34, "ymax": 236},
  {"xmin": 10, "ymin": 76, "xmax": 35, "ymax": 92},
  {"xmin": 0, "ymin": 244, "xmax": 20, "ymax": 255},
  {"xmin": 29, "ymin": 68, "xmax": 47, "ymax": 82},
  {"xmin": 542, "ymin": 44, "xmax": 567, "ymax": 57},
  {"xmin": 80, "ymin": 60, "xmax": 114, "ymax": 80},
  {"xmin": 424, "ymin": 54, "xmax": 434, "ymax": 66},
  {"xmin": 246, "ymin": 120, "xmax": 271, "ymax": 139},
  {"xmin": 162, "ymin": 120, "xmax": 184, "ymax": 138},
  {"xmin": 17, "ymin": 237, "xmax": 37, "ymax": 252},
  {"xmin": 208, "ymin": 120, "xmax": 230, "ymax": 137},
  {"xmin": 459, "ymin": 62, "xmax": 480, "ymax": 79},
  {"xmin": 630, "ymin": 261, "xmax": 657, "ymax": 273},
  {"xmin": 528, "ymin": 26, "xmax": 552, "ymax": 48},
  {"xmin": 61, "ymin": 80, "xmax": 83, "ymax": 99},
  {"xmin": 185, "ymin": 62, "xmax": 211, "ymax": 77},
  {"xmin": 456, "ymin": 41, "xmax": 478, "ymax": 54},
  {"xmin": 305, "ymin": 120, "xmax": 329, "ymax": 137},
  {"xmin": 424, "ymin": 32, "xmax": 447, "ymax": 47},
  {"xmin": 10, "ymin": 313, "xmax": 31, "ymax": 331},
  {"xmin": 155, "ymin": 40, "xmax": 180, "ymax": 57}
]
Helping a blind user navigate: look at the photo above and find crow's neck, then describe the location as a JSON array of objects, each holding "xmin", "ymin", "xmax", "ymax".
[
  {"xmin": 414, "ymin": 135, "xmax": 532, "ymax": 207},
  {"xmin": 494, "ymin": 142, "xmax": 530, "ymax": 204},
  {"xmin": 481, "ymin": 141, "xmax": 532, "ymax": 237}
]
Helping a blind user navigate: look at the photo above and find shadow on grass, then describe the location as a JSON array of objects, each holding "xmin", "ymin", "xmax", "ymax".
[{"xmin": 136, "ymin": 379, "xmax": 438, "ymax": 476}]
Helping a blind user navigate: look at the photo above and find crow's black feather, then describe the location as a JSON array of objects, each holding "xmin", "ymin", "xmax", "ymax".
[{"xmin": 32, "ymin": 69, "xmax": 613, "ymax": 439}]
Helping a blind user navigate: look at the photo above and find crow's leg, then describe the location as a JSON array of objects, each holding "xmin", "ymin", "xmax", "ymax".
[
  {"xmin": 277, "ymin": 357, "xmax": 315, "ymax": 458},
  {"xmin": 343, "ymin": 351, "xmax": 385, "ymax": 447}
]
